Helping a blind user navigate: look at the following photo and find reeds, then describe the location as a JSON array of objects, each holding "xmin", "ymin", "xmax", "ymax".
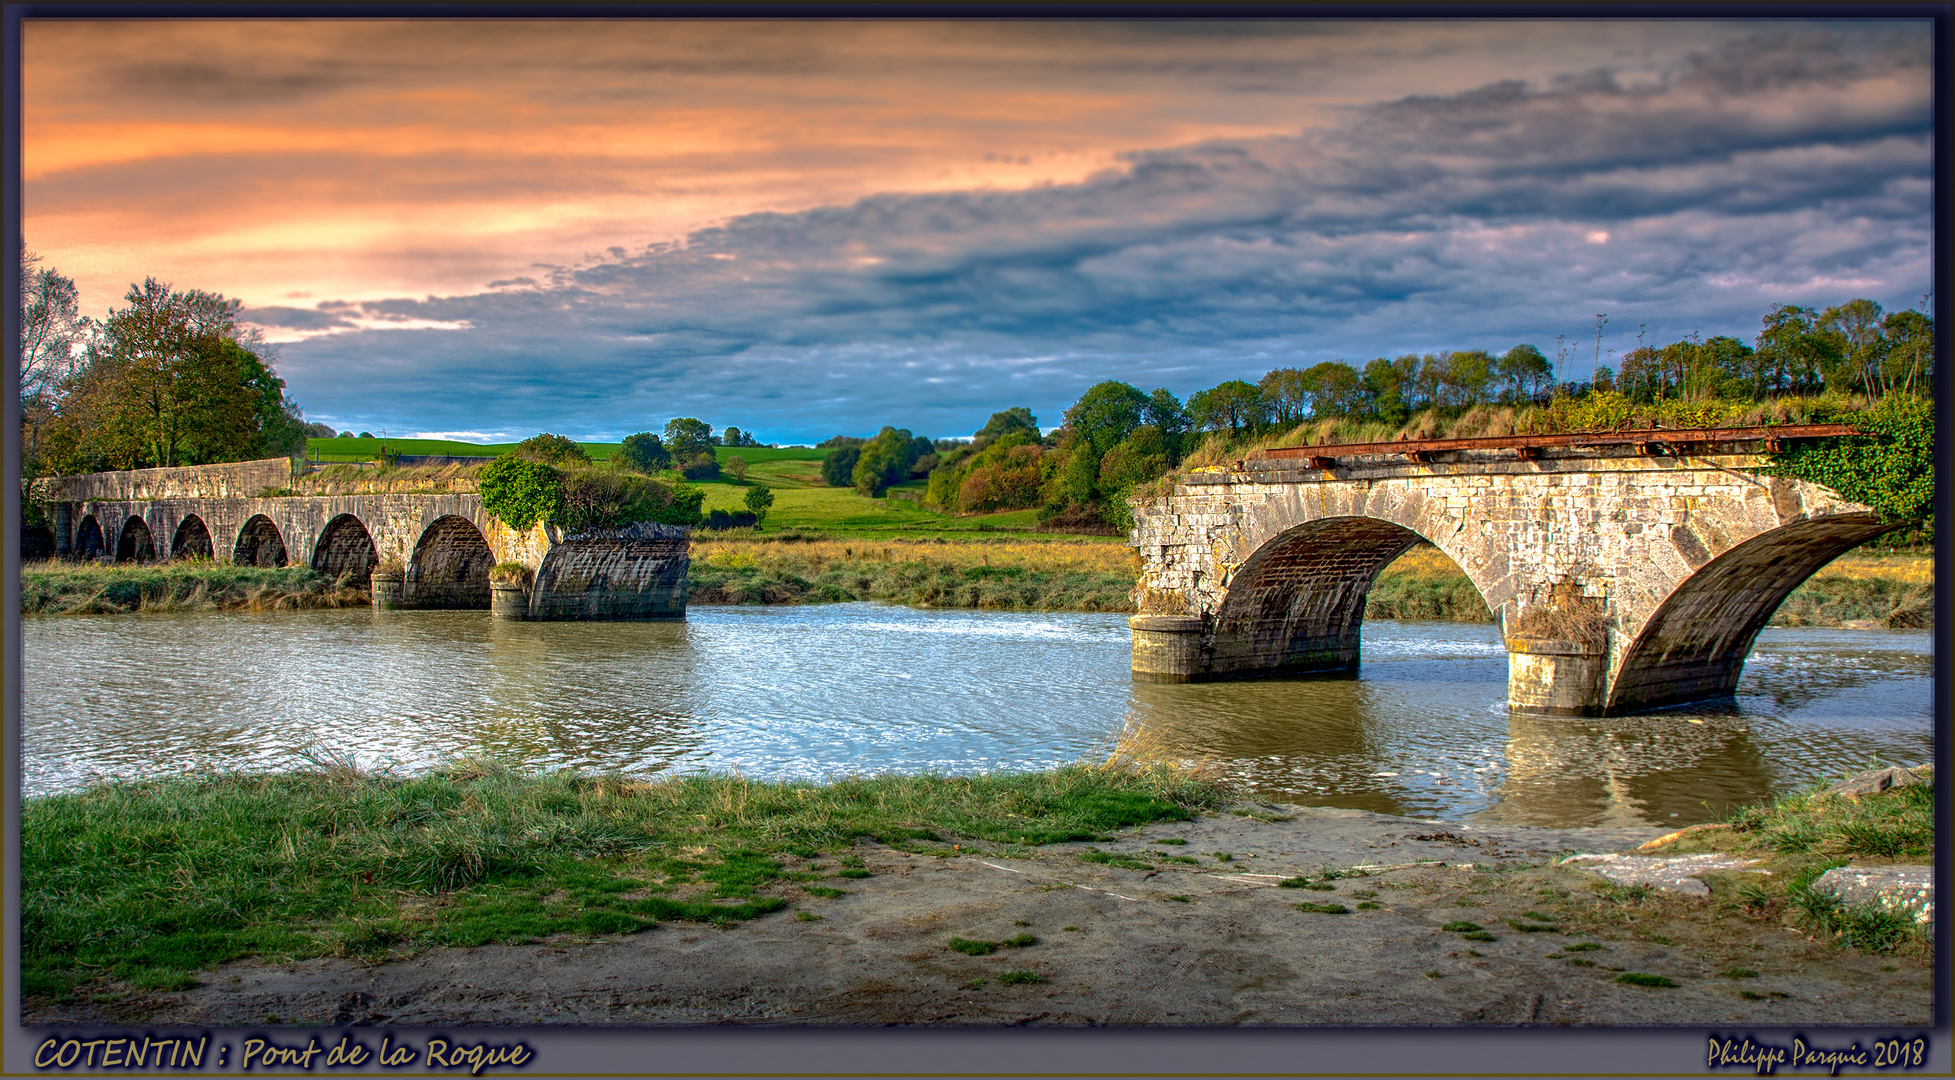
[{"xmin": 19, "ymin": 560, "xmax": 371, "ymax": 615}]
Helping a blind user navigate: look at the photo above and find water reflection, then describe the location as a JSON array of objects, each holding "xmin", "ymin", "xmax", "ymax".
[{"xmin": 20, "ymin": 606, "xmax": 1933, "ymax": 828}]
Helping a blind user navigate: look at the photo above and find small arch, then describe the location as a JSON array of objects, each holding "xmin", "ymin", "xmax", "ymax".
[
  {"xmin": 1207, "ymin": 516, "xmax": 1471, "ymax": 677},
  {"xmin": 406, "ymin": 514, "xmax": 493, "ymax": 608},
  {"xmin": 116, "ymin": 516, "xmax": 157, "ymax": 563},
  {"xmin": 74, "ymin": 515, "xmax": 105, "ymax": 560},
  {"xmin": 171, "ymin": 515, "xmax": 215, "ymax": 560},
  {"xmin": 312, "ymin": 514, "xmax": 379, "ymax": 584},
  {"xmin": 234, "ymin": 514, "xmax": 289, "ymax": 567},
  {"xmin": 1606, "ymin": 513, "xmax": 1903, "ymax": 714}
]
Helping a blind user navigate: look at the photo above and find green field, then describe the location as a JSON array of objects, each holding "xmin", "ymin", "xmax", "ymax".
[{"xmin": 300, "ymin": 438, "xmax": 1083, "ymax": 539}]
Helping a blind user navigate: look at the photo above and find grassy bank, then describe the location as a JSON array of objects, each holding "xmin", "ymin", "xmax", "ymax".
[
  {"xmin": 1596, "ymin": 768, "xmax": 1935, "ymax": 958},
  {"xmin": 19, "ymin": 561, "xmax": 370, "ymax": 615},
  {"xmin": 20, "ymin": 761, "xmax": 1228, "ymax": 998},
  {"xmin": 688, "ymin": 537, "xmax": 1139, "ymax": 611}
]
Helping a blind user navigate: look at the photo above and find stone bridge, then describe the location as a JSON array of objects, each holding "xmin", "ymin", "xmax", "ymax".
[
  {"xmin": 1127, "ymin": 426, "xmax": 1897, "ymax": 716},
  {"xmin": 39, "ymin": 458, "xmax": 688, "ymax": 620}
]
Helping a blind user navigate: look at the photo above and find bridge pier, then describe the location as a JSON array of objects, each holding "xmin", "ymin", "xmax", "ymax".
[{"xmin": 1129, "ymin": 440, "xmax": 1899, "ymax": 717}]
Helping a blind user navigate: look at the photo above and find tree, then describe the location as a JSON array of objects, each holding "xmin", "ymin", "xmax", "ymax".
[
  {"xmin": 721, "ymin": 425, "xmax": 762, "ymax": 448},
  {"xmin": 726, "ymin": 454, "xmax": 749, "ymax": 483},
  {"xmin": 664, "ymin": 417, "xmax": 714, "ymax": 461},
  {"xmin": 1296, "ymin": 362, "xmax": 1363, "ymax": 420},
  {"xmin": 1187, "ymin": 380, "xmax": 1267, "ymax": 434},
  {"xmin": 743, "ymin": 483, "xmax": 775, "ymax": 526},
  {"xmin": 18, "ymin": 244, "xmax": 94, "ymax": 473},
  {"xmin": 617, "ymin": 431, "xmax": 671, "ymax": 473},
  {"xmin": 43, "ymin": 277, "xmax": 304, "ymax": 471},
  {"xmin": 852, "ymin": 425, "xmax": 923, "ymax": 496},
  {"xmin": 1064, "ymin": 381, "xmax": 1149, "ymax": 454},
  {"xmin": 303, "ymin": 421, "xmax": 338, "ymax": 439},
  {"xmin": 1258, "ymin": 368, "xmax": 1310, "ymax": 426},
  {"xmin": 1496, "ymin": 344, "xmax": 1552, "ymax": 404},
  {"xmin": 1754, "ymin": 305, "xmax": 1841, "ymax": 397},
  {"xmin": 977, "ymin": 406, "xmax": 1038, "ymax": 440},
  {"xmin": 1143, "ymin": 388, "xmax": 1190, "ymax": 444},
  {"xmin": 514, "ymin": 432, "xmax": 590, "ymax": 466},
  {"xmin": 821, "ymin": 445, "xmax": 861, "ymax": 487}
]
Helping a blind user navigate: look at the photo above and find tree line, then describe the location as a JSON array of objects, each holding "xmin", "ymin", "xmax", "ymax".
[{"xmin": 822, "ymin": 296, "xmax": 1933, "ymax": 532}]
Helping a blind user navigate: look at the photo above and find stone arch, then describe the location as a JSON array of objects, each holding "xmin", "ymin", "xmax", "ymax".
[
  {"xmin": 312, "ymin": 514, "xmax": 379, "ymax": 585},
  {"xmin": 234, "ymin": 514, "xmax": 289, "ymax": 567},
  {"xmin": 116, "ymin": 516, "xmax": 157, "ymax": 563},
  {"xmin": 1605, "ymin": 512, "xmax": 1902, "ymax": 714},
  {"xmin": 1205, "ymin": 515, "xmax": 1495, "ymax": 678},
  {"xmin": 406, "ymin": 514, "xmax": 493, "ymax": 608},
  {"xmin": 74, "ymin": 515, "xmax": 106, "ymax": 560},
  {"xmin": 171, "ymin": 515, "xmax": 215, "ymax": 560}
]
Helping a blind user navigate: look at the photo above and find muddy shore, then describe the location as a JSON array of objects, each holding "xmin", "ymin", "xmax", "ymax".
[{"xmin": 26, "ymin": 803, "xmax": 1931, "ymax": 1028}]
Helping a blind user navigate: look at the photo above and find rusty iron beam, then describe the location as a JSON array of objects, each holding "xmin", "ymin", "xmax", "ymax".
[{"xmin": 1258, "ymin": 423, "xmax": 1859, "ymax": 463}]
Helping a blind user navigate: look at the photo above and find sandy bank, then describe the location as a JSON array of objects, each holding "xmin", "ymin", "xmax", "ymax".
[{"xmin": 29, "ymin": 803, "xmax": 1929, "ymax": 1028}]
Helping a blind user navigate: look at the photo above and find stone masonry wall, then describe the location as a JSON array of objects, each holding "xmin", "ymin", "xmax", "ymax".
[
  {"xmin": 1131, "ymin": 445, "xmax": 1891, "ymax": 712},
  {"xmin": 44, "ymin": 457, "xmax": 295, "ymax": 502}
]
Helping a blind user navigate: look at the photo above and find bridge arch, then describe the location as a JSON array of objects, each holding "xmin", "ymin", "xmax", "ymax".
[
  {"xmin": 74, "ymin": 515, "xmax": 105, "ymax": 560},
  {"xmin": 171, "ymin": 515, "xmax": 215, "ymax": 560},
  {"xmin": 234, "ymin": 515, "xmax": 289, "ymax": 567},
  {"xmin": 116, "ymin": 516, "xmax": 157, "ymax": 563},
  {"xmin": 1207, "ymin": 516, "xmax": 1489, "ymax": 677},
  {"xmin": 406, "ymin": 514, "xmax": 493, "ymax": 608},
  {"xmin": 312, "ymin": 514, "xmax": 379, "ymax": 584},
  {"xmin": 1605, "ymin": 512, "xmax": 1901, "ymax": 714}
]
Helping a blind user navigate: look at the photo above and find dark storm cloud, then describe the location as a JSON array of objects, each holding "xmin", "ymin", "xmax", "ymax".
[{"xmin": 269, "ymin": 29, "xmax": 1933, "ymax": 443}]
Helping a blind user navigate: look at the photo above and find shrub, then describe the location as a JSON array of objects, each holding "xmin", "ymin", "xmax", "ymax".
[
  {"xmin": 679, "ymin": 452, "xmax": 721, "ymax": 481},
  {"xmin": 559, "ymin": 467, "xmax": 697, "ymax": 531},
  {"xmin": 488, "ymin": 562, "xmax": 532, "ymax": 586},
  {"xmin": 617, "ymin": 432, "xmax": 671, "ymax": 473},
  {"xmin": 480, "ymin": 456, "xmax": 565, "ymax": 532},
  {"xmin": 726, "ymin": 455, "xmax": 749, "ymax": 483},
  {"xmin": 514, "ymin": 433, "xmax": 590, "ymax": 466}
]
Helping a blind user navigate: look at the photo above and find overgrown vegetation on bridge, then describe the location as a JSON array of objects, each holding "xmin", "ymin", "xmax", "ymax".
[{"xmin": 20, "ymin": 759, "xmax": 1226, "ymax": 998}]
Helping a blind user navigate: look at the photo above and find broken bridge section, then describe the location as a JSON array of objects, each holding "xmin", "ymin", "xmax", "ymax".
[{"xmin": 1129, "ymin": 427, "xmax": 1897, "ymax": 717}]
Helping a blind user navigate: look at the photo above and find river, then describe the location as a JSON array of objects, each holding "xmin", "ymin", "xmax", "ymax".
[{"xmin": 19, "ymin": 603, "xmax": 1934, "ymax": 827}]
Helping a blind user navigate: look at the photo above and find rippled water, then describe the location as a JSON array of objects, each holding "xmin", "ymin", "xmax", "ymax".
[{"xmin": 20, "ymin": 604, "xmax": 1934, "ymax": 826}]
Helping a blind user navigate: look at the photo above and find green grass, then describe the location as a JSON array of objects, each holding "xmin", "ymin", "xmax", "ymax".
[
  {"xmin": 1613, "ymin": 972, "xmax": 1679, "ymax": 988},
  {"xmin": 687, "ymin": 548, "xmax": 1138, "ymax": 612},
  {"xmin": 21, "ymin": 761, "xmax": 1225, "ymax": 997},
  {"xmin": 20, "ymin": 561, "xmax": 370, "ymax": 615},
  {"xmin": 1075, "ymin": 848, "xmax": 1154, "ymax": 871},
  {"xmin": 1294, "ymin": 902, "xmax": 1349, "ymax": 914}
]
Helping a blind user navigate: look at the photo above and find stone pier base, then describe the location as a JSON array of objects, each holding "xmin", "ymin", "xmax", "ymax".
[
  {"xmin": 1506, "ymin": 637, "xmax": 1608, "ymax": 716},
  {"xmin": 1129, "ymin": 615, "xmax": 1205, "ymax": 681}
]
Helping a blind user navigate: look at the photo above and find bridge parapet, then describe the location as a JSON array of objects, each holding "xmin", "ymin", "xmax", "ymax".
[{"xmin": 1131, "ymin": 442, "xmax": 1896, "ymax": 716}]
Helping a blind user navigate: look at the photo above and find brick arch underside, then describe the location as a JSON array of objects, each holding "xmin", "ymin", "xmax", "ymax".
[
  {"xmin": 313, "ymin": 514, "xmax": 379, "ymax": 585},
  {"xmin": 407, "ymin": 515, "xmax": 492, "ymax": 608},
  {"xmin": 75, "ymin": 516, "xmax": 105, "ymax": 559},
  {"xmin": 116, "ymin": 517, "xmax": 157, "ymax": 562},
  {"xmin": 235, "ymin": 515, "xmax": 289, "ymax": 567},
  {"xmin": 1606, "ymin": 513, "xmax": 1901, "ymax": 714},
  {"xmin": 172, "ymin": 515, "xmax": 214, "ymax": 560},
  {"xmin": 1210, "ymin": 516, "xmax": 1465, "ymax": 677}
]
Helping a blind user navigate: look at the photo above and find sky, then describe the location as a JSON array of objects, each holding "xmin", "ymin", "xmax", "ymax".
[{"xmin": 19, "ymin": 18, "xmax": 1936, "ymax": 445}]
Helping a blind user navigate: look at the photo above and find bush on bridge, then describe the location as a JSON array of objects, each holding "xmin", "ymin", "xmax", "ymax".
[
  {"xmin": 480, "ymin": 456, "xmax": 567, "ymax": 532},
  {"xmin": 1767, "ymin": 395, "xmax": 1934, "ymax": 524},
  {"xmin": 557, "ymin": 465, "xmax": 703, "ymax": 531}
]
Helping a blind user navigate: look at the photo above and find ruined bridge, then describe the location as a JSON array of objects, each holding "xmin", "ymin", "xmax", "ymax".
[
  {"xmin": 40, "ymin": 458, "xmax": 688, "ymax": 620},
  {"xmin": 1128, "ymin": 425, "xmax": 1895, "ymax": 716}
]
